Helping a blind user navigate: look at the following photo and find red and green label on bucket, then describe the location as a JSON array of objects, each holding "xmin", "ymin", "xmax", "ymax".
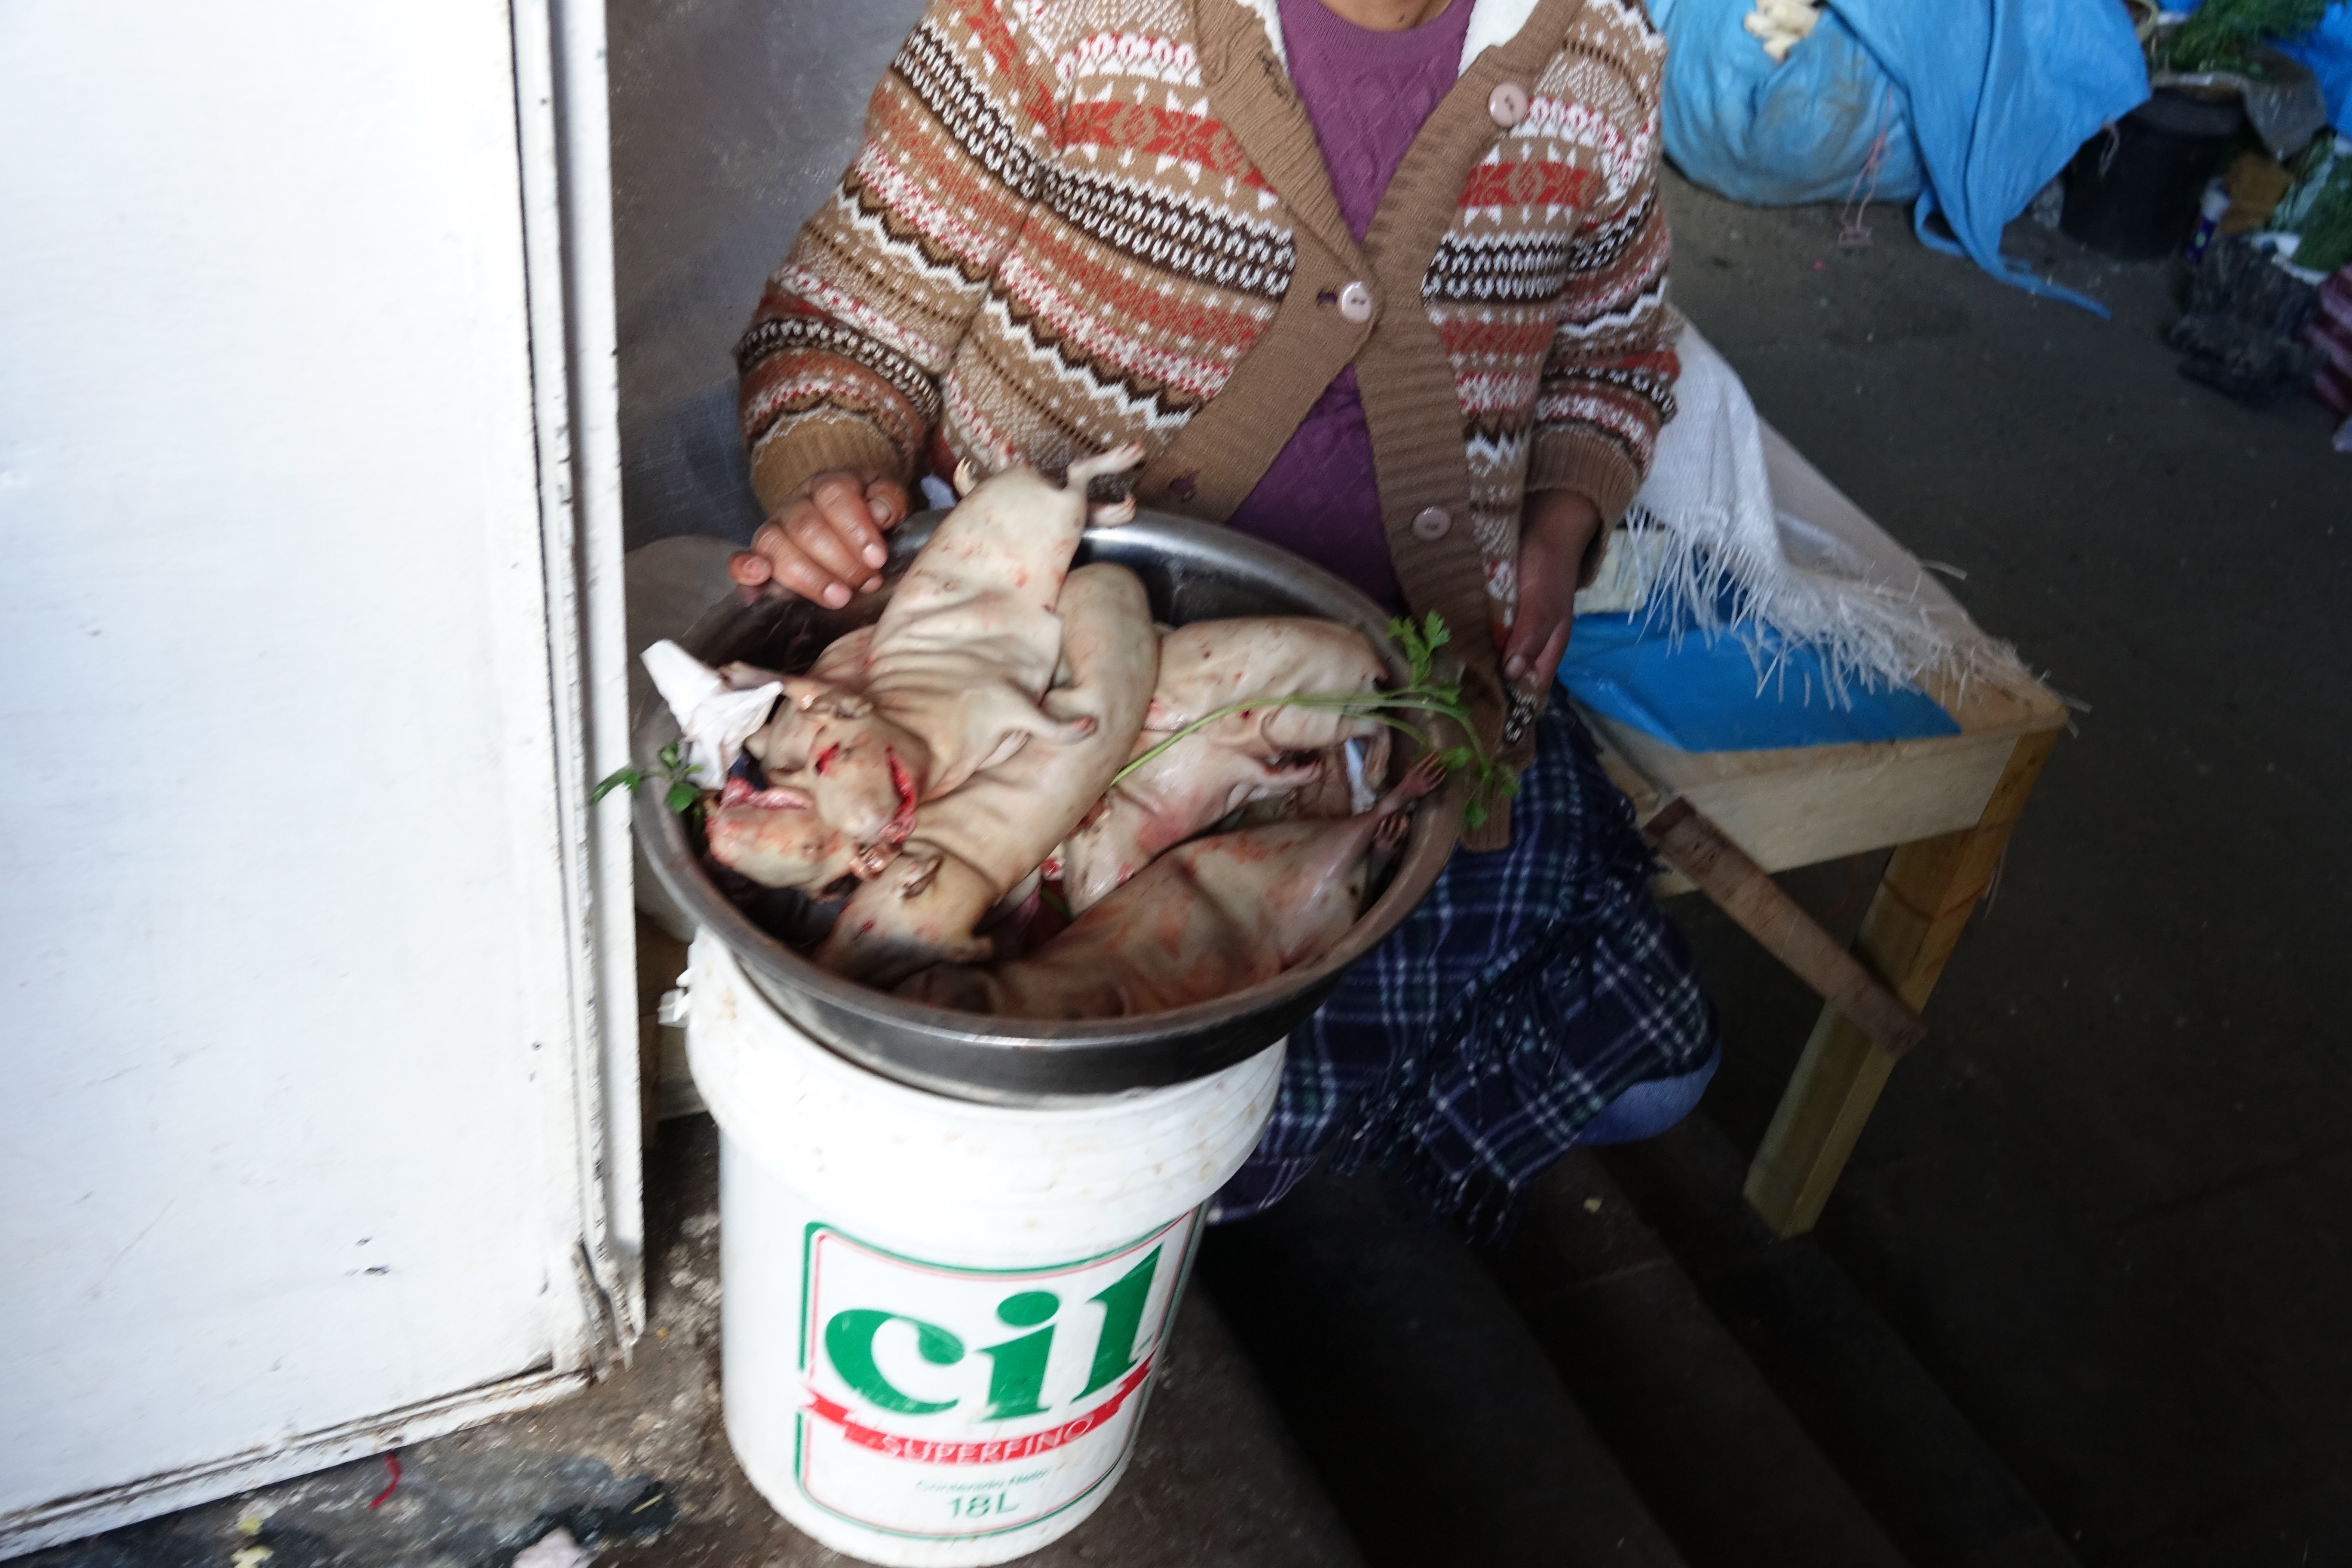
[{"xmin": 794, "ymin": 1210, "xmax": 1198, "ymax": 1540}]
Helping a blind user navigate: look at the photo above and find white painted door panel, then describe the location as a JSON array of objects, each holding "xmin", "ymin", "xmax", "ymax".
[{"xmin": 0, "ymin": 0, "xmax": 624, "ymax": 1541}]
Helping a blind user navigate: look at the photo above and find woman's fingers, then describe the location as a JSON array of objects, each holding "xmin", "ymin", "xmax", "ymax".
[
  {"xmin": 1512, "ymin": 606, "xmax": 1574, "ymax": 690},
  {"xmin": 789, "ymin": 477, "xmax": 882, "ymax": 585},
  {"xmin": 1525, "ymin": 617, "xmax": 1574, "ymax": 692},
  {"xmin": 729, "ymin": 468, "xmax": 916, "ymax": 605},
  {"xmin": 1501, "ymin": 611, "xmax": 1570, "ymax": 687},
  {"xmin": 1501, "ymin": 571, "xmax": 1577, "ymax": 687},
  {"xmin": 1502, "ymin": 499, "xmax": 1592, "ymax": 689},
  {"xmin": 864, "ymin": 475, "xmax": 912, "ymax": 532},
  {"xmin": 806, "ymin": 473, "xmax": 891, "ymax": 573},
  {"xmin": 1503, "ymin": 488, "xmax": 1600, "ymax": 687},
  {"xmin": 727, "ymin": 547, "xmax": 773, "ymax": 588},
  {"xmin": 738, "ymin": 522, "xmax": 854, "ymax": 607}
]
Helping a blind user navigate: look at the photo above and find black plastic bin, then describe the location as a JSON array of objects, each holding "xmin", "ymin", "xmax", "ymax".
[{"xmin": 2061, "ymin": 89, "xmax": 2246, "ymax": 259}]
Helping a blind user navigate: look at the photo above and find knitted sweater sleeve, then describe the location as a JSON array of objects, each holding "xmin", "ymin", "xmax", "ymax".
[
  {"xmin": 735, "ymin": 0, "xmax": 1064, "ymax": 512},
  {"xmin": 1523, "ymin": 60, "xmax": 1678, "ymax": 527}
]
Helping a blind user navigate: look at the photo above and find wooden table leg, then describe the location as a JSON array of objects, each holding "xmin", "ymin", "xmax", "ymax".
[{"xmin": 1743, "ymin": 729, "xmax": 2060, "ymax": 1237}]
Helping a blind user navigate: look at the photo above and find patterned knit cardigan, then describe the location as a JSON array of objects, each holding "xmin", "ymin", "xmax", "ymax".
[{"xmin": 738, "ymin": 0, "xmax": 1677, "ymax": 848}]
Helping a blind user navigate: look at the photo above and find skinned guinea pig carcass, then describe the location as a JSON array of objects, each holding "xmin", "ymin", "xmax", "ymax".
[
  {"xmin": 811, "ymin": 564, "xmax": 1158, "ymax": 986},
  {"xmin": 700, "ymin": 626, "xmax": 885, "ymax": 896},
  {"xmin": 801, "ymin": 624, "xmax": 875, "ymax": 689},
  {"xmin": 1056, "ymin": 616, "xmax": 1390, "ymax": 913},
  {"xmin": 704, "ymin": 776, "xmax": 879, "ymax": 897},
  {"xmin": 1053, "ymin": 733, "xmax": 1322, "ymax": 915},
  {"xmin": 901, "ymin": 756, "xmax": 1444, "ymax": 1020},
  {"xmin": 742, "ymin": 444, "xmax": 1144, "ymax": 856},
  {"xmin": 1142, "ymin": 617, "xmax": 1387, "ymax": 747}
]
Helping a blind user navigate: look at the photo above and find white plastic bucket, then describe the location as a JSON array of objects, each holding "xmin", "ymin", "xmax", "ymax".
[{"xmin": 680, "ymin": 934, "xmax": 1283, "ymax": 1566}]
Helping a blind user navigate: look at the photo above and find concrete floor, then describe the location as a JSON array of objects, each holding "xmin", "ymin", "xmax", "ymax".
[
  {"xmin": 22, "ymin": 1117, "xmax": 1361, "ymax": 1568},
  {"xmin": 1657, "ymin": 168, "xmax": 2352, "ymax": 1567}
]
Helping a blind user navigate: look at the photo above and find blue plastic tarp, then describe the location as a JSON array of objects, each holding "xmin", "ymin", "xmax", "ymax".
[
  {"xmin": 1657, "ymin": 0, "xmax": 2152, "ymax": 314},
  {"xmin": 1559, "ymin": 611, "xmax": 1961, "ymax": 753},
  {"xmin": 2269, "ymin": 7, "xmax": 2352, "ymax": 129},
  {"xmin": 1838, "ymin": 0, "xmax": 2152, "ymax": 314},
  {"xmin": 1650, "ymin": 0, "xmax": 1924, "ymax": 206}
]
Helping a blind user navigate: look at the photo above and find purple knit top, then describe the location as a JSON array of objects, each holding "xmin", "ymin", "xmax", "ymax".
[{"xmin": 1222, "ymin": 0, "xmax": 1473, "ymax": 611}]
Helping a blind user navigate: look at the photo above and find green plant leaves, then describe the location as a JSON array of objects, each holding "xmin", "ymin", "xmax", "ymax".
[
  {"xmin": 591, "ymin": 740, "xmax": 708, "ymax": 821},
  {"xmin": 2156, "ymin": 0, "xmax": 2343, "ymax": 72},
  {"xmin": 589, "ymin": 767, "xmax": 646, "ymax": 805}
]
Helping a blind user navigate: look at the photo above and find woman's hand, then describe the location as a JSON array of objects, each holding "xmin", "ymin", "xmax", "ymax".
[
  {"xmin": 1499, "ymin": 488, "xmax": 1602, "ymax": 695},
  {"xmin": 728, "ymin": 469, "xmax": 913, "ymax": 608}
]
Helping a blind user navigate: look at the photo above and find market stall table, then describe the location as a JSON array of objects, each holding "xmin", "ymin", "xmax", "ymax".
[{"xmin": 1577, "ymin": 422, "xmax": 2068, "ymax": 1238}]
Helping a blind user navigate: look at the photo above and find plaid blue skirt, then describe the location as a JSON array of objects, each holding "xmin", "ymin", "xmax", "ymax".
[{"xmin": 1208, "ymin": 704, "xmax": 1718, "ymax": 1236}]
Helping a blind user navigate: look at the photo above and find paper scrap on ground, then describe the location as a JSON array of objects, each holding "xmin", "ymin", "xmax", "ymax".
[{"xmin": 512, "ymin": 1528, "xmax": 591, "ymax": 1568}]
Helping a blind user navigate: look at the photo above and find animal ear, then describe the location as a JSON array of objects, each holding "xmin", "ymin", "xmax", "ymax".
[
  {"xmin": 718, "ymin": 660, "xmax": 786, "ymax": 691},
  {"xmin": 775, "ymin": 674, "xmax": 842, "ymax": 711}
]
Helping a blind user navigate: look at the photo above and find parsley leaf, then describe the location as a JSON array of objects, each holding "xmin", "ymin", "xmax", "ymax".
[
  {"xmin": 589, "ymin": 767, "xmax": 646, "ymax": 805},
  {"xmin": 593, "ymin": 741, "xmax": 709, "ymax": 823}
]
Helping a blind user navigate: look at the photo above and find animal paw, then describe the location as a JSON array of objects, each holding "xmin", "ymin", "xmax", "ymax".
[
  {"xmin": 895, "ymin": 853, "xmax": 944, "ymax": 899},
  {"xmin": 1367, "ymin": 752, "xmax": 1449, "ymax": 819},
  {"xmin": 1066, "ymin": 442, "xmax": 1146, "ymax": 487},
  {"xmin": 1401, "ymin": 752, "xmax": 1449, "ymax": 798}
]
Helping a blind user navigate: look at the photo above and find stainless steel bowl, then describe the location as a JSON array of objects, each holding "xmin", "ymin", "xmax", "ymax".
[{"xmin": 633, "ymin": 510, "xmax": 1457, "ymax": 1103}]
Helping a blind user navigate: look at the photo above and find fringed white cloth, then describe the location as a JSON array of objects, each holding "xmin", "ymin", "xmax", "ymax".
[{"xmin": 1590, "ymin": 319, "xmax": 2026, "ymax": 707}]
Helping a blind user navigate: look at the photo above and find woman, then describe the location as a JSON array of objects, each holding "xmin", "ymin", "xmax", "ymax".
[{"xmin": 728, "ymin": 0, "xmax": 1717, "ymax": 1231}]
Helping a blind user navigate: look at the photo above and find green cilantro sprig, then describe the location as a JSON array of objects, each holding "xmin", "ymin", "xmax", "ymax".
[
  {"xmin": 1112, "ymin": 612, "xmax": 1518, "ymax": 831},
  {"xmin": 592, "ymin": 740, "xmax": 705, "ymax": 815},
  {"xmin": 2152, "ymin": 0, "xmax": 2342, "ymax": 74}
]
